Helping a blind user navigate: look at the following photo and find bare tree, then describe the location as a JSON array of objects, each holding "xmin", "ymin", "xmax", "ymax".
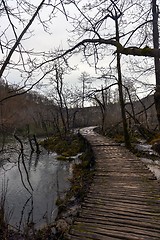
[
  {"xmin": 79, "ymin": 72, "xmax": 92, "ymax": 108},
  {"xmin": 152, "ymin": 0, "xmax": 160, "ymax": 128},
  {"xmin": 49, "ymin": 63, "xmax": 70, "ymax": 136},
  {"xmin": 1, "ymin": 0, "xmax": 160, "ymax": 143},
  {"xmin": 0, "ymin": 0, "xmax": 45, "ymax": 79},
  {"xmin": 0, "ymin": 0, "xmax": 69, "ymax": 101}
]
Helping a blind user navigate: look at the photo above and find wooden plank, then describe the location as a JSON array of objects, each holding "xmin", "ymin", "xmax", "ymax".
[
  {"xmin": 79, "ymin": 209, "xmax": 160, "ymax": 229},
  {"xmin": 74, "ymin": 217, "xmax": 160, "ymax": 234},
  {"xmin": 67, "ymin": 128, "xmax": 160, "ymax": 239},
  {"xmin": 85, "ymin": 194, "xmax": 160, "ymax": 205},
  {"xmin": 70, "ymin": 227, "xmax": 153, "ymax": 240},
  {"xmin": 82, "ymin": 202, "xmax": 160, "ymax": 215},
  {"xmin": 72, "ymin": 222, "xmax": 160, "ymax": 238}
]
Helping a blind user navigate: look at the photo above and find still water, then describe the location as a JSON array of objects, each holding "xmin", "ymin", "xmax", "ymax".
[{"xmin": 0, "ymin": 141, "xmax": 73, "ymax": 230}]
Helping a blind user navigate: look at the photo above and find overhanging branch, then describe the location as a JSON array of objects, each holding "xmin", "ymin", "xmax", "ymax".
[
  {"xmin": 37, "ymin": 38, "xmax": 160, "ymax": 70},
  {"xmin": 58, "ymin": 38, "xmax": 160, "ymax": 58}
]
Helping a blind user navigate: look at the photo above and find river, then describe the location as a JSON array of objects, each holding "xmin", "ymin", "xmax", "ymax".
[{"xmin": 0, "ymin": 140, "xmax": 74, "ymax": 230}]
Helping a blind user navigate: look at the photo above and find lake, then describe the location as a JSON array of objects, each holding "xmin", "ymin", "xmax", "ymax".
[{"xmin": 0, "ymin": 140, "xmax": 74, "ymax": 230}]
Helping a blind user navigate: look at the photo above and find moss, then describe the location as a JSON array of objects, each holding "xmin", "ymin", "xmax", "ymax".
[
  {"xmin": 113, "ymin": 134, "xmax": 124, "ymax": 143},
  {"xmin": 40, "ymin": 133, "xmax": 86, "ymax": 157},
  {"xmin": 65, "ymin": 150, "xmax": 94, "ymax": 201},
  {"xmin": 61, "ymin": 152, "xmax": 70, "ymax": 157},
  {"xmin": 69, "ymin": 165, "xmax": 94, "ymax": 199},
  {"xmin": 39, "ymin": 134, "xmax": 95, "ymax": 238},
  {"xmin": 34, "ymin": 225, "xmax": 54, "ymax": 240},
  {"xmin": 141, "ymin": 46, "xmax": 152, "ymax": 56},
  {"xmin": 148, "ymin": 133, "xmax": 160, "ymax": 145},
  {"xmin": 56, "ymin": 197, "xmax": 65, "ymax": 206},
  {"xmin": 56, "ymin": 139, "xmax": 95, "ymax": 216},
  {"xmin": 57, "ymin": 155, "xmax": 68, "ymax": 161}
]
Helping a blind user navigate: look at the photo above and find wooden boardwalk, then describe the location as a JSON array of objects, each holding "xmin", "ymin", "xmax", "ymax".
[{"xmin": 67, "ymin": 127, "xmax": 160, "ymax": 240}]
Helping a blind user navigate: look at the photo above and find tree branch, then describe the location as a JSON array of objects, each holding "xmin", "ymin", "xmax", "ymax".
[
  {"xmin": 0, "ymin": 0, "xmax": 45, "ymax": 78},
  {"xmin": 36, "ymin": 38, "xmax": 160, "ymax": 71}
]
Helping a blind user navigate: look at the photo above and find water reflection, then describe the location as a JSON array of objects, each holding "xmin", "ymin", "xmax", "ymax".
[{"xmin": 0, "ymin": 143, "xmax": 73, "ymax": 230}]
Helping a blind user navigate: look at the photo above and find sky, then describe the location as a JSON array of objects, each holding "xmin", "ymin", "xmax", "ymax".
[
  {"xmin": 24, "ymin": 8, "xmax": 114, "ymax": 85},
  {"xmin": 1, "ymin": 2, "xmax": 104, "ymax": 91},
  {"xmin": 0, "ymin": 0, "xmax": 157, "ymax": 99}
]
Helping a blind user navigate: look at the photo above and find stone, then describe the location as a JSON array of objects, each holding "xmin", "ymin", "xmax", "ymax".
[{"xmin": 55, "ymin": 219, "xmax": 69, "ymax": 233}]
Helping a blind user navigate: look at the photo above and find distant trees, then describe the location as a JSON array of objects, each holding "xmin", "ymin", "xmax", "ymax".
[
  {"xmin": 50, "ymin": 64, "xmax": 70, "ymax": 135},
  {"xmin": 1, "ymin": 0, "xmax": 160, "ymax": 145},
  {"xmin": 0, "ymin": 79, "xmax": 57, "ymax": 142},
  {"xmin": 78, "ymin": 72, "xmax": 92, "ymax": 108},
  {"xmin": 48, "ymin": 63, "xmax": 83, "ymax": 135},
  {"xmin": 47, "ymin": 0, "xmax": 159, "ymax": 145},
  {"xmin": 93, "ymin": 87, "xmax": 111, "ymax": 133}
]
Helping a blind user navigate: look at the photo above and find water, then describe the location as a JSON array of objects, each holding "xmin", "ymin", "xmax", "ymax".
[
  {"xmin": 0, "ymin": 141, "xmax": 74, "ymax": 230},
  {"xmin": 134, "ymin": 142, "xmax": 160, "ymax": 180},
  {"xmin": 134, "ymin": 142, "xmax": 158, "ymax": 156},
  {"xmin": 141, "ymin": 158, "xmax": 160, "ymax": 180}
]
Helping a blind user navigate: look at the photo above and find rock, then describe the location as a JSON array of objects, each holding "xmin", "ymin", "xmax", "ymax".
[
  {"xmin": 151, "ymin": 142, "xmax": 160, "ymax": 154},
  {"xmin": 65, "ymin": 217, "xmax": 73, "ymax": 225},
  {"xmin": 55, "ymin": 219, "xmax": 69, "ymax": 234}
]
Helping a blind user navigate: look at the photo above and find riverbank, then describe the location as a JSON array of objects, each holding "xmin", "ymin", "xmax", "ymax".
[
  {"xmin": 41, "ymin": 132, "xmax": 95, "ymax": 239},
  {"xmin": 66, "ymin": 128, "xmax": 160, "ymax": 240},
  {"xmin": 0, "ymin": 132, "xmax": 95, "ymax": 239}
]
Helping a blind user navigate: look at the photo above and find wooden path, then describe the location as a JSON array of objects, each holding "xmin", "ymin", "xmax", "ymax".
[{"xmin": 67, "ymin": 127, "xmax": 160, "ymax": 240}]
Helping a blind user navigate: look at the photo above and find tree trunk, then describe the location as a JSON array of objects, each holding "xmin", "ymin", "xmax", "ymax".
[
  {"xmin": 33, "ymin": 134, "xmax": 41, "ymax": 154},
  {"xmin": 152, "ymin": 0, "xmax": 160, "ymax": 127},
  {"xmin": 115, "ymin": 14, "xmax": 131, "ymax": 148}
]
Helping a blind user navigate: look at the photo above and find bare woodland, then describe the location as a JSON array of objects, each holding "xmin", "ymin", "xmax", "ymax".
[
  {"xmin": 1, "ymin": 1, "xmax": 160, "ymax": 239},
  {"xmin": 0, "ymin": 0, "xmax": 160, "ymax": 146}
]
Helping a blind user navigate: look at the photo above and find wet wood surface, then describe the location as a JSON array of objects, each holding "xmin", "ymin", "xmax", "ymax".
[{"xmin": 67, "ymin": 127, "xmax": 160, "ymax": 240}]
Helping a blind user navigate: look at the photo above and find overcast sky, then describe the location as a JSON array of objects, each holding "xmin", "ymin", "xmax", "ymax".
[
  {"xmin": 1, "ymin": 4, "xmax": 105, "ymax": 92},
  {"xmin": 1, "ymin": 0, "xmax": 157, "ymax": 98}
]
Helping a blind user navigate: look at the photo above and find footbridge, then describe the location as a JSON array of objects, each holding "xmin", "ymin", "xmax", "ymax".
[{"xmin": 67, "ymin": 127, "xmax": 160, "ymax": 240}]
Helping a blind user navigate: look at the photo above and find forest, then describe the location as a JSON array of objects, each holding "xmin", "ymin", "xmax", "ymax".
[
  {"xmin": 0, "ymin": 0, "xmax": 160, "ymax": 239},
  {"xmin": 0, "ymin": 0, "xmax": 160, "ymax": 147}
]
